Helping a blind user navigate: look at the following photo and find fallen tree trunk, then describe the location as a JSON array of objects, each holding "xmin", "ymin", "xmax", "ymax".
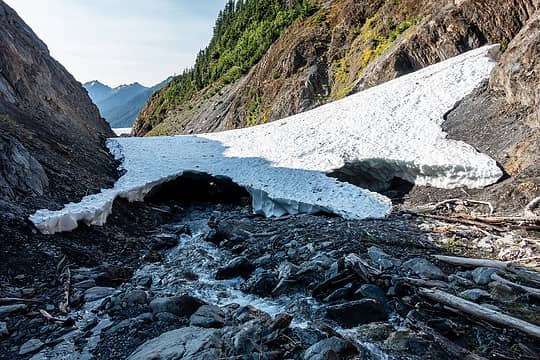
[
  {"xmin": 433, "ymin": 255, "xmax": 540, "ymax": 285},
  {"xmin": 407, "ymin": 318, "xmax": 487, "ymax": 360},
  {"xmin": 490, "ymin": 273, "xmax": 540, "ymax": 299},
  {"xmin": 433, "ymin": 255, "xmax": 511, "ymax": 269},
  {"xmin": 418, "ymin": 288, "xmax": 540, "ymax": 340}
]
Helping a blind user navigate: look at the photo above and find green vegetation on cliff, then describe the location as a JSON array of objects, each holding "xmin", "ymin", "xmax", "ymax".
[{"xmin": 146, "ymin": 0, "xmax": 317, "ymax": 128}]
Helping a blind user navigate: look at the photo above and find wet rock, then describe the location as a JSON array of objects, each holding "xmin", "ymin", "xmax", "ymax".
[
  {"xmin": 357, "ymin": 322, "xmax": 393, "ymax": 341},
  {"xmin": 215, "ymin": 256, "xmax": 255, "ymax": 279},
  {"xmin": 460, "ymin": 289, "xmax": 491, "ymax": 301},
  {"xmin": 471, "ymin": 267, "xmax": 498, "ymax": 285},
  {"xmin": 18, "ymin": 338, "xmax": 44, "ymax": 356},
  {"xmin": 324, "ymin": 283, "xmax": 354, "ymax": 302},
  {"xmin": 150, "ymin": 295, "xmax": 206, "ymax": 317},
  {"xmin": 84, "ymin": 286, "xmax": 115, "ymax": 302},
  {"xmin": 150, "ymin": 233, "xmax": 178, "ymax": 250},
  {"xmin": 270, "ymin": 313, "xmax": 293, "ymax": 331},
  {"xmin": 125, "ymin": 289, "xmax": 148, "ymax": 306},
  {"xmin": 241, "ymin": 270, "xmax": 278, "ymax": 297},
  {"xmin": 303, "ymin": 337, "xmax": 357, "ymax": 360},
  {"xmin": 384, "ymin": 330, "xmax": 435, "ymax": 355},
  {"xmin": 127, "ymin": 327, "xmax": 220, "ymax": 360},
  {"xmin": 0, "ymin": 321, "xmax": 8, "ymax": 337},
  {"xmin": 356, "ymin": 284, "xmax": 387, "ymax": 303},
  {"xmin": 232, "ymin": 305, "xmax": 271, "ymax": 324},
  {"xmin": 135, "ymin": 275, "xmax": 153, "ymax": 289},
  {"xmin": 384, "ymin": 330, "xmax": 414, "ymax": 351},
  {"xmin": 0, "ymin": 304, "xmax": 27, "ymax": 318},
  {"xmin": 190, "ymin": 305, "xmax": 226, "ymax": 328},
  {"xmin": 402, "ymin": 258, "xmax": 446, "ymax": 280},
  {"xmin": 326, "ymin": 299, "xmax": 387, "ymax": 328}
]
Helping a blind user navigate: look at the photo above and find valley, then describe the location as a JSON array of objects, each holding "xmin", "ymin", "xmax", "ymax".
[{"xmin": 0, "ymin": 0, "xmax": 539, "ymax": 359}]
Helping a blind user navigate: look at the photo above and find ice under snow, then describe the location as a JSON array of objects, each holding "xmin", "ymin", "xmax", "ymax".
[{"xmin": 30, "ymin": 46, "xmax": 503, "ymax": 234}]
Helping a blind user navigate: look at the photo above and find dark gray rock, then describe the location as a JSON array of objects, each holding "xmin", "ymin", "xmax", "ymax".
[
  {"xmin": 190, "ymin": 305, "xmax": 226, "ymax": 328},
  {"xmin": 0, "ymin": 304, "xmax": 27, "ymax": 318},
  {"xmin": 241, "ymin": 270, "xmax": 278, "ymax": 297},
  {"xmin": 232, "ymin": 305, "xmax": 272, "ymax": 324},
  {"xmin": 150, "ymin": 295, "xmax": 206, "ymax": 317},
  {"xmin": 135, "ymin": 275, "xmax": 153, "ymax": 289},
  {"xmin": 0, "ymin": 134, "xmax": 48, "ymax": 200},
  {"xmin": 367, "ymin": 246, "xmax": 396, "ymax": 269},
  {"xmin": 326, "ymin": 299, "xmax": 387, "ymax": 328},
  {"xmin": 125, "ymin": 289, "xmax": 148, "ymax": 306},
  {"xmin": 357, "ymin": 284, "xmax": 387, "ymax": 303},
  {"xmin": 127, "ymin": 327, "xmax": 221, "ymax": 360},
  {"xmin": 402, "ymin": 258, "xmax": 446, "ymax": 280},
  {"xmin": 324, "ymin": 284, "xmax": 354, "ymax": 302},
  {"xmin": 460, "ymin": 289, "xmax": 491, "ymax": 301},
  {"xmin": 215, "ymin": 256, "xmax": 255, "ymax": 280},
  {"xmin": 18, "ymin": 338, "xmax": 44, "ymax": 355},
  {"xmin": 154, "ymin": 312, "xmax": 180, "ymax": 323},
  {"xmin": 303, "ymin": 336, "xmax": 357, "ymax": 360},
  {"xmin": 471, "ymin": 267, "xmax": 498, "ymax": 285},
  {"xmin": 84, "ymin": 287, "xmax": 115, "ymax": 302}
]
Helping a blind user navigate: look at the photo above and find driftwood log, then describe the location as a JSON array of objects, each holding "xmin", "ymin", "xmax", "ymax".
[{"xmin": 418, "ymin": 288, "xmax": 540, "ymax": 340}]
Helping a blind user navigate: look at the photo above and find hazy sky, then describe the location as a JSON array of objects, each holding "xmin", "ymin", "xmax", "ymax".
[{"xmin": 5, "ymin": 0, "xmax": 225, "ymax": 87}]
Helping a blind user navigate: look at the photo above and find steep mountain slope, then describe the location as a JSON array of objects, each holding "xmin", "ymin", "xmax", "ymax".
[
  {"xmin": 0, "ymin": 0, "xmax": 116, "ymax": 219},
  {"xmin": 134, "ymin": 0, "xmax": 537, "ymax": 136},
  {"xmin": 84, "ymin": 78, "xmax": 171, "ymax": 128}
]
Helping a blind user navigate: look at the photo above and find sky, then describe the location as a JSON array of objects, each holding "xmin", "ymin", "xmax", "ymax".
[{"xmin": 5, "ymin": 0, "xmax": 225, "ymax": 87}]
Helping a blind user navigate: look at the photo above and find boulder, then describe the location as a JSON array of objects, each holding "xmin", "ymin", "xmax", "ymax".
[
  {"xmin": 303, "ymin": 337, "xmax": 358, "ymax": 360},
  {"xmin": 402, "ymin": 258, "xmax": 446, "ymax": 280},
  {"xmin": 215, "ymin": 256, "xmax": 255, "ymax": 280},
  {"xmin": 460, "ymin": 288, "xmax": 491, "ymax": 301},
  {"xmin": 18, "ymin": 338, "xmax": 44, "ymax": 356},
  {"xmin": 471, "ymin": 267, "xmax": 498, "ymax": 285},
  {"xmin": 127, "ymin": 327, "xmax": 221, "ymax": 360},
  {"xmin": 356, "ymin": 284, "xmax": 387, "ymax": 303},
  {"xmin": 241, "ymin": 270, "xmax": 278, "ymax": 297},
  {"xmin": 150, "ymin": 295, "xmax": 206, "ymax": 317},
  {"xmin": 326, "ymin": 299, "xmax": 387, "ymax": 328},
  {"xmin": 84, "ymin": 287, "xmax": 115, "ymax": 302},
  {"xmin": 190, "ymin": 305, "xmax": 226, "ymax": 328}
]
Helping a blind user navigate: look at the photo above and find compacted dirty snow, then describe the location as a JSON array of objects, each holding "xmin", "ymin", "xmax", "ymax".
[{"xmin": 30, "ymin": 46, "xmax": 502, "ymax": 234}]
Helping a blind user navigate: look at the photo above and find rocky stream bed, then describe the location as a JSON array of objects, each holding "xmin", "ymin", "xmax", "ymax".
[{"xmin": 1, "ymin": 192, "xmax": 539, "ymax": 359}]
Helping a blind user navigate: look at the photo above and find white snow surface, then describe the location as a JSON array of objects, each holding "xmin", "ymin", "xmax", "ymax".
[
  {"xmin": 30, "ymin": 46, "xmax": 502, "ymax": 234},
  {"xmin": 113, "ymin": 128, "xmax": 132, "ymax": 136}
]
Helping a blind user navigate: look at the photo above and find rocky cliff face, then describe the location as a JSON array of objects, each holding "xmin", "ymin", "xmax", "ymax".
[
  {"xmin": 0, "ymin": 1, "xmax": 116, "ymax": 218},
  {"xmin": 134, "ymin": 0, "xmax": 537, "ymax": 136},
  {"xmin": 406, "ymin": 9, "xmax": 540, "ymax": 212}
]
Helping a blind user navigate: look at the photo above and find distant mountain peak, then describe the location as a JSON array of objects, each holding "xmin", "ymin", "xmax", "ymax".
[
  {"xmin": 84, "ymin": 80, "xmax": 110, "ymax": 88},
  {"xmin": 83, "ymin": 77, "xmax": 172, "ymax": 128}
]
